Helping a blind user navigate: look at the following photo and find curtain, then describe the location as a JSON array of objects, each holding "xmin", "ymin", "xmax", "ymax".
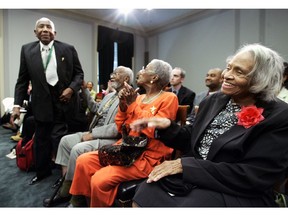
[{"xmin": 97, "ymin": 26, "xmax": 134, "ymax": 87}]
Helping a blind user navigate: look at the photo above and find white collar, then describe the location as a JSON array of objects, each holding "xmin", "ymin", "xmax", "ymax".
[{"xmin": 40, "ymin": 41, "xmax": 54, "ymax": 51}]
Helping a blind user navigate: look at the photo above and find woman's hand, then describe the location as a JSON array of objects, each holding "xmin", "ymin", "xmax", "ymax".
[
  {"xmin": 118, "ymin": 82, "xmax": 139, "ymax": 112},
  {"xmin": 122, "ymin": 82, "xmax": 139, "ymax": 105},
  {"xmin": 130, "ymin": 117, "xmax": 171, "ymax": 133},
  {"xmin": 147, "ymin": 158, "xmax": 183, "ymax": 183}
]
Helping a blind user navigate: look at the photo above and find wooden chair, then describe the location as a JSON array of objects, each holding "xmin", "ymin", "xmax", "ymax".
[
  {"xmin": 176, "ymin": 105, "xmax": 190, "ymax": 126},
  {"xmin": 114, "ymin": 105, "xmax": 189, "ymax": 207}
]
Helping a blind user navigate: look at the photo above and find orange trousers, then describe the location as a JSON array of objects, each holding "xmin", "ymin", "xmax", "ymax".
[{"xmin": 69, "ymin": 150, "xmax": 150, "ymax": 207}]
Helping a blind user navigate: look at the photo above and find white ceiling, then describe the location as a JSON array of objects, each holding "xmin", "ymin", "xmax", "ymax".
[{"xmin": 59, "ymin": 9, "xmax": 222, "ymax": 37}]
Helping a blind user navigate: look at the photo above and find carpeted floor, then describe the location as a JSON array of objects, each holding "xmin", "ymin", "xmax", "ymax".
[{"xmin": 0, "ymin": 125, "xmax": 62, "ymax": 207}]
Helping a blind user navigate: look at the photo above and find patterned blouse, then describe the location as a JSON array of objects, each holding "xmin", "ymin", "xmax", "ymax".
[{"xmin": 198, "ymin": 100, "xmax": 241, "ymax": 160}]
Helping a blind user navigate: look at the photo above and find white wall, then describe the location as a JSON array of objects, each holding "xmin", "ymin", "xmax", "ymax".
[
  {"xmin": 149, "ymin": 9, "xmax": 288, "ymax": 94},
  {"xmin": 265, "ymin": 9, "xmax": 288, "ymax": 60},
  {"xmin": 239, "ymin": 9, "xmax": 261, "ymax": 46},
  {"xmin": 158, "ymin": 10, "xmax": 235, "ymax": 93}
]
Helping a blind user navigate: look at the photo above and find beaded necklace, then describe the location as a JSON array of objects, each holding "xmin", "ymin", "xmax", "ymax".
[{"xmin": 142, "ymin": 90, "xmax": 163, "ymax": 104}]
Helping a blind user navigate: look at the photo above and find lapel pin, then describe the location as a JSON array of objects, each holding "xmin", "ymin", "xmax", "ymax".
[{"xmin": 62, "ymin": 57, "xmax": 65, "ymax": 61}]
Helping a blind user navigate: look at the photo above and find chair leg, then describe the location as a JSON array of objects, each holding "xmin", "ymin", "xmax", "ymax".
[
  {"xmin": 45, "ymin": 174, "xmax": 66, "ymax": 207},
  {"xmin": 113, "ymin": 199, "xmax": 132, "ymax": 207}
]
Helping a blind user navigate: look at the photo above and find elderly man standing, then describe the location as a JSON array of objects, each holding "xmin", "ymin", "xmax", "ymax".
[
  {"xmin": 43, "ymin": 66, "xmax": 134, "ymax": 207},
  {"xmin": 10, "ymin": 17, "xmax": 84, "ymax": 185}
]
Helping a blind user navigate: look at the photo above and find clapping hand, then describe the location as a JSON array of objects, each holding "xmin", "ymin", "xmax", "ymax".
[{"xmin": 118, "ymin": 82, "xmax": 139, "ymax": 112}]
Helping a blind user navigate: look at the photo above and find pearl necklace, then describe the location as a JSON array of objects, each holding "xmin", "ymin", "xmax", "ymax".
[{"xmin": 142, "ymin": 90, "xmax": 163, "ymax": 104}]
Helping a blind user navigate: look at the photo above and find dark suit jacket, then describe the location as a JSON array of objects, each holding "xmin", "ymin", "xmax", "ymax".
[
  {"xmin": 168, "ymin": 85, "xmax": 195, "ymax": 113},
  {"xmin": 157, "ymin": 92, "xmax": 288, "ymax": 206},
  {"xmin": 14, "ymin": 40, "xmax": 84, "ymax": 122}
]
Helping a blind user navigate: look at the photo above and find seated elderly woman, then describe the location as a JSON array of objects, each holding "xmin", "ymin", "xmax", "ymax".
[
  {"xmin": 130, "ymin": 43, "xmax": 288, "ymax": 207},
  {"xmin": 68, "ymin": 59, "xmax": 179, "ymax": 207}
]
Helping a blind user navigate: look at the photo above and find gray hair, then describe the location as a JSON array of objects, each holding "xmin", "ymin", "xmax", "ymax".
[
  {"xmin": 232, "ymin": 43, "xmax": 284, "ymax": 102},
  {"xmin": 150, "ymin": 59, "xmax": 172, "ymax": 89},
  {"xmin": 35, "ymin": 17, "xmax": 55, "ymax": 32},
  {"xmin": 117, "ymin": 66, "xmax": 134, "ymax": 85}
]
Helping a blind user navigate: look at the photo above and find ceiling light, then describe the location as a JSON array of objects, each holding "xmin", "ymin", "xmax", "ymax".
[{"xmin": 118, "ymin": 8, "xmax": 134, "ymax": 15}]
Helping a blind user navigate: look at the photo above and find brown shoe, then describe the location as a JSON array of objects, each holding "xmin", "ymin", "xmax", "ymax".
[{"xmin": 11, "ymin": 132, "xmax": 22, "ymax": 142}]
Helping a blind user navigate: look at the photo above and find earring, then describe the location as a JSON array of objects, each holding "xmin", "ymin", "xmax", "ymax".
[{"xmin": 150, "ymin": 81, "xmax": 153, "ymax": 84}]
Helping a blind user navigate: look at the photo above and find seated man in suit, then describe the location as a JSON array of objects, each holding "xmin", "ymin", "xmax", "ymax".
[
  {"xmin": 43, "ymin": 66, "xmax": 134, "ymax": 207},
  {"xmin": 187, "ymin": 68, "xmax": 223, "ymax": 125},
  {"xmin": 168, "ymin": 67, "xmax": 195, "ymax": 113},
  {"xmin": 194, "ymin": 68, "xmax": 223, "ymax": 106}
]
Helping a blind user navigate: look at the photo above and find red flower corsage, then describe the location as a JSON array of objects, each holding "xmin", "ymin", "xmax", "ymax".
[{"xmin": 235, "ymin": 105, "xmax": 264, "ymax": 129}]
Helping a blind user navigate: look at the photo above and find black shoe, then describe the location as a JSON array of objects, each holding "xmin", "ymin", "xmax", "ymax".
[
  {"xmin": 29, "ymin": 176, "xmax": 42, "ymax": 185},
  {"xmin": 43, "ymin": 192, "xmax": 71, "ymax": 207},
  {"xmin": 52, "ymin": 177, "xmax": 62, "ymax": 189},
  {"xmin": 29, "ymin": 172, "xmax": 51, "ymax": 185}
]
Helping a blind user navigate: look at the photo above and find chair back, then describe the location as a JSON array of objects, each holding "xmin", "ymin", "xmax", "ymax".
[{"xmin": 176, "ymin": 105, "xmax": 190, "ymax": 126}]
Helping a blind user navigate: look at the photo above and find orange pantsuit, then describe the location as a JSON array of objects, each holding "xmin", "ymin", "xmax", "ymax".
[{"xmin": 70, "ymin": 92, "xmax": 178, "ymax": 207}]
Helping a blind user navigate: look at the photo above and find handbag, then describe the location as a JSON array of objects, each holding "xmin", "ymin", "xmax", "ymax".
[
  {"xmin": 98, "ymin": 124, "xmax": 148, "ymax": 167},
  {"xmin": 158, "ymin": 174, "xmax": 195, "ymax": 196}
]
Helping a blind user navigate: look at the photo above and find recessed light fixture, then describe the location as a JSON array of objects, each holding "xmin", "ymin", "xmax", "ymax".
[{"xmin": 118, "ymin": 8, "xmax": 134, "ymax": 15}]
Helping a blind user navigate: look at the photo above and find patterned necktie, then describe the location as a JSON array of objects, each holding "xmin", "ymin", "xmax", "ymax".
[
  {"xmin": 42, "ymin": 46, "xmax": 58, "ymax": 86},
  {"xmin": 88, "ymin": 95, "xmax": 118, "ymax": 132}
]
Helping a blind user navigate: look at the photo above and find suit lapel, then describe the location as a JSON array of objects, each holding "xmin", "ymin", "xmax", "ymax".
[
  {"xmin": 207, "ymin": 124, "xmax": 247, "ymax": 160},
  {"xmin": 54, "ymin": 42, "xmax": 62, "ymax": 81},
  {"xmin": 192, "ymin": 94, "xmax": 229, "ymax": 150},
  {"xmin": 177, "ymin": 86, "xmax": 185, "ymax": 102},
  {"xmin": 105, "ymin": 93, "xmax": 119, "ymax": 124}
]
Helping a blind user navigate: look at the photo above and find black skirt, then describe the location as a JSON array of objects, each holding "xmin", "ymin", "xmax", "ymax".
[{"xmin": 133, "ymin": 180, "xmax": 271, "ymax": 207}]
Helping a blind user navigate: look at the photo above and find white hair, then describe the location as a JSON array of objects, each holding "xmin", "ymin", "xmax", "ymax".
[
  {"xmin": 234, "ymin": 43, "xmax": 284, "ymax": 102},
  {"xmin": 35, "ymin": 17, "xmax": 55, "ymax": 32}
]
